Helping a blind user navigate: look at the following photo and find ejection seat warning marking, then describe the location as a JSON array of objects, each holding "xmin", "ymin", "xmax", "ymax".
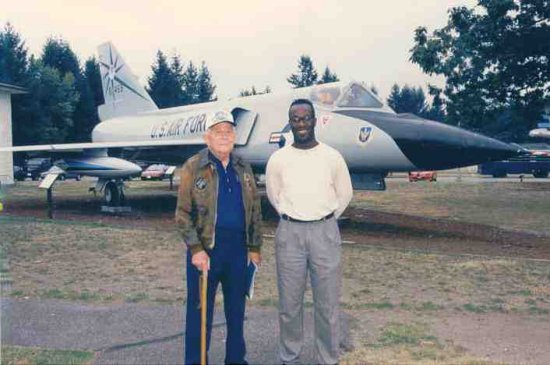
[
  {"xmin": 319, "ymin": 114, "xmax": 331, "ymax": 127},
  {"xmin": 150, "ymin": 113, "xmax": 207, "ymax": 139}
]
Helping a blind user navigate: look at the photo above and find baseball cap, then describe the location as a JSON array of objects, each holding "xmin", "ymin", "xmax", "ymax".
[{"xmin": 207, "ymin": 110, "xmax": 235, "ymax": 129}]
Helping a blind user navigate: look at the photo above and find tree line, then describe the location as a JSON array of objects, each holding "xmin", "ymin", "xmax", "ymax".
[
  {"xmin": 0, "ymin": 24, "xmax": 103, "ymax": 146},
  {"xmin": 146, "ymin": 51, "xmax": 215, "ymax": 108},
  {"xmin": 284, "ymin": 55, "xmax": 445, "ymax": 122},
  {"xmin": 0, "ymin": 23, "xmax": 216, "ymax": 146}
]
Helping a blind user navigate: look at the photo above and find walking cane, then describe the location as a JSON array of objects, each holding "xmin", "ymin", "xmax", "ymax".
[{"xmin": 200, "ymin": 268, "xmax": 208, "ymax": 365}]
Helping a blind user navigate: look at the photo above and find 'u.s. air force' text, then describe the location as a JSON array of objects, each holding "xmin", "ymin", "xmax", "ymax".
[{"xmin": 150, "ymin": 113, "xmax": 207, "ymax": 139}]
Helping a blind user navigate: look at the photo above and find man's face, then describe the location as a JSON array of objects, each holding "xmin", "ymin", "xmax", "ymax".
[
  {"xmin": 204, "ymin": 122, "xmax": 236, "ymax": 157},
  {"xmin": 289, "ymin": 104, "xmax": 316, "ymax": 144}
]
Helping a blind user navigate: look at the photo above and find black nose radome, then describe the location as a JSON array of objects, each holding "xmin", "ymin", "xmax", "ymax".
[{"xmin": 336, "ymin": 110, "xmax": 521, "ymax": 170}]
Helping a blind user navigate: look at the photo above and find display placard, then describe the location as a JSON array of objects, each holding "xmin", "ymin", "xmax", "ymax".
[{"xmin": 39, "ymin": 174, "xmax": 59, "ymax": 189}]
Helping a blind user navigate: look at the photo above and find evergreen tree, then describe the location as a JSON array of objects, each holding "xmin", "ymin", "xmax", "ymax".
[
  {"xmin": 72, "ymin": 75, "xmax": 97, "ymax": 141},
  {"xmin": 182, "ymin": 61, "xmax": 199, "ymax": 104},
  {"xmin": 41, "ymin": 37, "xmax": 81, "ymax": 79},
  {"xmin": 170, "ymin": 54, "xmax": 186, "ymax": 105},
  {"xmin": 16, "ymin": 60, "xmax": 78, "ymax": 144},
  {"xmin": 239, "ymin": 85, "xmax": 271, "ymax": 97},
  {"xmin": 287, "ymin": 55, "xmax": 318, "ymax": 88},
  {"xmin": 147, "ymin": 50, "xmax": 181, "ymax": 108},
  {"xmin": 0, "ymin": 23, "xmax": 28, "ymax": 85},
  {"xmin": 423, "ymin": 85, "xmax": 446, "ymax": 122},
  {"xmin": 387, "ymin": 84, "xmax": 401, "ymax": 112},
  {"xmin": 318, "ymin": 66, "xmax": 339, "ymax": 84},
  {"xmin": 240, "ymin": 86, "xmax": 258, "ymax": 97},
  {"xmin": 40, "ymin": 37, "xmax": 97, "ymax": 142},
  {"xmin": 197, "ymin": 61, "xmax": 216, "ymax": 103},
  {"xmin": 387, "ymin": 84, "xmax": 428, "ymax": 116},
  {"xmin": 84, "ymin": 57, "xmax": 104, "ymax": 107},
  {"xmin": 147, "ymin": 52, "xmax": 216, "ymax": 107},
  {"xmin": 2, "ymin": 26, "xmax": 81, "ymax": 145},
  {"xmin": 68, "ymin": 57, "xmax": 103, "ymax": 142},
  {"xmin": 0, "ymin": 23, "xmax": 31, "ymax": 146}
]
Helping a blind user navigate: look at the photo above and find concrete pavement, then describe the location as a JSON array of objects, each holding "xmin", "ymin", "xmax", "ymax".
[{"xmin": 1, "ymin": 298, "xmax": 353, "ymax": 364}]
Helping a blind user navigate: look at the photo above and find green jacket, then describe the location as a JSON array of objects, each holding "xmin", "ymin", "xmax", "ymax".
[{"xmin": 175, "ymin": 148, "xmax": 262, "ymax": 254}]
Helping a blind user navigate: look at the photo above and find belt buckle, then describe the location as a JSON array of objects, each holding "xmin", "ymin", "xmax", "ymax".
[{"xmin": 282, "ymin": 213, "xmax": 332, "ymax": 223}]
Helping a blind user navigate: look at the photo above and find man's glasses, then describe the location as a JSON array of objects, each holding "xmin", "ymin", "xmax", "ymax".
[{"xmin": 289, "ymin": 115, "xmax": 315, "ymax": 124}]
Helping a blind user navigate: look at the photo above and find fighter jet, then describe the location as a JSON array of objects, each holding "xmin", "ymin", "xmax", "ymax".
[{"xmin": 1, "ymin": 42, "xmax": 521, "ymax": 206}]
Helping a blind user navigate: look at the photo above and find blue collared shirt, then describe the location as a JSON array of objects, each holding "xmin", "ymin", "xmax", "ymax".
[{"xmin": 210, "ymin": 152, "xmax": 245, "ymax": 232}]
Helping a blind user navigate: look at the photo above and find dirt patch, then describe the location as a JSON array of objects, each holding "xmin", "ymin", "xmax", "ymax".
[
  {"xmin": 344, "ymin": 208, "xmax": 550, "ymax": 260},
  {"xmin": 341, "ymin": 309, "xmax": 550, "ymax": 364},
  {"xmin": 432, "ymin": 312, "xmax": 550, "ymax": 364},
  {"xmin": 353, "ymin": 179, "xmax": 550, "ymax": 235}
]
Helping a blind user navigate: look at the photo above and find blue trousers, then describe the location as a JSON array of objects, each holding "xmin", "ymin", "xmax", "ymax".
[{"xmin": 185, "ymin": 229, "xmax": 248, "ymax": 365}]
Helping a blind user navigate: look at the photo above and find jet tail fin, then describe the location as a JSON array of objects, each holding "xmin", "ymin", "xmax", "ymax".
[{"xmin": 97, "ymin": 42, "xmax": 158, "ymax": 121}]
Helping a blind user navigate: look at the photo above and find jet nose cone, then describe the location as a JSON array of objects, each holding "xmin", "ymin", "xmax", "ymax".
[
  {"xmin": 461, "ymin": 133, "xmax": 519, "ymax": 164},
  {"xmin": 399, "ymin": 127, "xmax": 520, "ymax": 170},
  {"xmin": 336, "ymin": 110, "xmax": 522, "ymax": 170}
]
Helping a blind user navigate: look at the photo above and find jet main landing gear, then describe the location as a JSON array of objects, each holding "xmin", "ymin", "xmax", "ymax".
[
  {"xmin": 104, "ymin": 180, "xmax": 126, "ymax": 206},
  {"xmin": 95, "ymin": 179, "xmax": 131, "ymax": 213}
]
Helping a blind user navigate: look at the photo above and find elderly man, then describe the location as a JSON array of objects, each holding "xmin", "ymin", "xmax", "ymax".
[
  {"xmin": 266, "ymin": 99, "xmax": 353, "ymax": 364},
  {"xmin": 176, "ymin": 110, "xmax": 262, "ymax": 365}
]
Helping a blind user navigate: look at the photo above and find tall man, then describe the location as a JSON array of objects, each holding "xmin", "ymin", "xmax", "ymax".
[
  {"xmin": 266, "ymin": 99, "xmax": 353, "ymax": 364},
  {"xmin": 176, "ymin": 110, "xmax": 262, "ymax": 364}
]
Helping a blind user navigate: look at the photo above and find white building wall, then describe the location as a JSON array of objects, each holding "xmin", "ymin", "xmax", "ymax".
[{"xmin": 0, "ymin": 91, "xmax": 14, "ymax": 185}]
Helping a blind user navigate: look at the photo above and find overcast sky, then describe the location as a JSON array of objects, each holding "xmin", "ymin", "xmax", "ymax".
[{"xmin": 2, "ymin": 0, "xmax": 477, "ymax": 100}]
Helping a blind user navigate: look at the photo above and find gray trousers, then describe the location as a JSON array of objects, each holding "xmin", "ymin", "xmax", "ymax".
[{"xmin": 275, "ymin": 217, "xmax": 342, "ymax": 364}]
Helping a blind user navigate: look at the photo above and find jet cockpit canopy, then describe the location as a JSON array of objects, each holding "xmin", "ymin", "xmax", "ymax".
[{"xmin": 307, "ymin": 81, "xmax": 391, "ymax": 112}]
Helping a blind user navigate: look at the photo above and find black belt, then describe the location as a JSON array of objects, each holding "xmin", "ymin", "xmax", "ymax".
[{"xmin": 281, "ymin": 213, "xmax": 334, "ymax": 223}]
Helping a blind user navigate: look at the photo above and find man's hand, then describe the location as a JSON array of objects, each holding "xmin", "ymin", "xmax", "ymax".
[
  {"xmin": 192, "ymin": 251, "xmax": 210, "ymax": 272},
  {"xmin": 248, "ymin": 252, "xmax": 262, "ymax": 266}
]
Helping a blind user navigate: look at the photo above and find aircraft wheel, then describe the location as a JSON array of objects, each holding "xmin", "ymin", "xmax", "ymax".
[{"xmin": 104, "ymin": 181, "xmax": 120, "ymax": 206}]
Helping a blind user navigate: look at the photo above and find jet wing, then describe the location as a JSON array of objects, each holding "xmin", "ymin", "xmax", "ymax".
[{"xmin": 0, "ymin": 139, "xmax": 204, "ymax": 153}]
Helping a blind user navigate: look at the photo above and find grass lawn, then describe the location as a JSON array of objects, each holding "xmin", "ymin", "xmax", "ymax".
[
  {"xmin": 354, "ymin": 179, "xmax": 550, "ymax": 235},
  {"xmin": 1, "ymin": 345, "xmax": 94, "ymax": 365}
]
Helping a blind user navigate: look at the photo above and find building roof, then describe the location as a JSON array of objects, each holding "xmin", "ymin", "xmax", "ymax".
[{"xmin": 0, "ymin": 82, "xmax": 27, "ymax": 94}]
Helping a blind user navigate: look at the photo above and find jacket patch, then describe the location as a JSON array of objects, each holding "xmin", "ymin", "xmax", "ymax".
[
  {"xmin": 243, "ymin": 173, "xmax": 252, "ymax": 186},
  {"xmin": 194, "ymin": 177, "xmax": 208, "ymax": 190}
]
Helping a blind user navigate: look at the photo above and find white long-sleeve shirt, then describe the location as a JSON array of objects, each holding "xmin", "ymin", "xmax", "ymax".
[{"xmin": 266, "ymin": 142, "xmax": 353, "ymax": 220}]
